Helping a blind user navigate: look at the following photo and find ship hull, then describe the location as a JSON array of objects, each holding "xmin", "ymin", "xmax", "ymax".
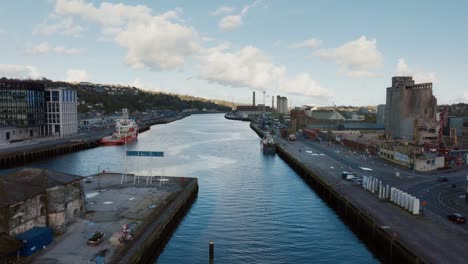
[
  {"xmin": 262, "ymin": 145, "xmax": 276, "ymax": 154},
  {"xmin": 100, "ymin": 133, "xmax": 138, "ymax": 146}
]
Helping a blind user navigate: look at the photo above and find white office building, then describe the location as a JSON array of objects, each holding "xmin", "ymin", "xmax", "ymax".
[{"xmin": 45, "ymin": 88, "xmax": 78, "ymax": 137}]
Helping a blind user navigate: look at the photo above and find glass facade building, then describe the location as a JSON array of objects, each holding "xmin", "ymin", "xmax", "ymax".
[{"xmin": 0, "ymin": 81, "xmax": 46, "ymax": 128}]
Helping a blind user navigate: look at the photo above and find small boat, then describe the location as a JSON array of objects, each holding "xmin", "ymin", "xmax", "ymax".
[
  {"xmin": 100, "ymin": 109, "xmax": 138, "ymax": 145},
  {"xmin": 261, "ymin": 133, "xmax": 276, "ymax": 154}
]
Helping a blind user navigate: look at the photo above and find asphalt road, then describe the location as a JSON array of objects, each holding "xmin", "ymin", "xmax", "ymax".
[
  {"xmin": 289, "ymin": 134, "xmax": 468, "ymax": 229},
  {"xmin": 272, "ymin": 131, "xmax": 468, "ymax": 263}
]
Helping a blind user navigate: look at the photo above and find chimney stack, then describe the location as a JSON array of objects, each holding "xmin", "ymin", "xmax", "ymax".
[
  {"xmin": 272, "ymin": 96, "xmax": 274, "ymax": 110},
  {"xmin": 253, "ymin": 91, "xmax": 256, "ymax": 106}
]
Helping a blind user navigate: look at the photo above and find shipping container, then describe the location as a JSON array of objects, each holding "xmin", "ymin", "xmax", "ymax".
[{"xmin": 16, "ymin": 227, "xmax": 53, "ymax": 257}]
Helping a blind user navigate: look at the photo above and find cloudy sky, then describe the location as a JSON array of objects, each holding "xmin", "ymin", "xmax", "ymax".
[{"xmin": 0, "ymin": 0, "xmax": 466, "ymax": 106}]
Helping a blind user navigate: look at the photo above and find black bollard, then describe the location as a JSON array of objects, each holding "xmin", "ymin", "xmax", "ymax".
[{"xmin": 209, "ymin": 241, "xmax": 214, "ymax": 263}]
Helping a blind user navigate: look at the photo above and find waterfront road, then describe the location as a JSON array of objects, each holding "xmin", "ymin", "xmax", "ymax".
[
  {"xmin": 0, "ymin": 128, "xmax": 113, "ymax": 157},
  {"xmin": 275, "ymin": 133, "xmax": 468, "ymax": 263},
  {"xmin": 293, "ymin": 134, "xmax": 468, "ymax": 231},
  {"xmin": 0, "ymin": 116, "xmax": 186, "ymax": 159}
]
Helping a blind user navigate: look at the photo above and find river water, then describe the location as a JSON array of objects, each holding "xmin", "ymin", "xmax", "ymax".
[{"xmin": 2, "ymin": 114, "xmax": 378, "ymax": 263}]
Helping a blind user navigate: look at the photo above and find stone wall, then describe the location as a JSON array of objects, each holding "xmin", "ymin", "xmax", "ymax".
[
  {"xmin": 7, "ymin": 195, "xmax": 47, "ymax": 236},
  {"xmin": 46, "ymin": 181, "xmax": 84, "ymax": 233}
]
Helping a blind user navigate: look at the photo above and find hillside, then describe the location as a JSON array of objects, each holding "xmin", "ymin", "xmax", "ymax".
[{"xmin": 2, "ymin": 78, "xmax": 233, "ymax": 114}]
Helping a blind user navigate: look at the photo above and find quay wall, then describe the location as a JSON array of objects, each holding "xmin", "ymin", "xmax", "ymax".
[
  {"xmin": 249, "ymin": 123, "xmax": 422, "ymax": 264},
  {"xmin": 0, "ymin": 116, "xmax": 187, "ymax": 169},
  {"xmin": 113, "ymin": 178, "xmax": 199, "ymax": 264},
  {"xmin": 0, "ymin": 140, "xmax": 100, "ymax": 169}
]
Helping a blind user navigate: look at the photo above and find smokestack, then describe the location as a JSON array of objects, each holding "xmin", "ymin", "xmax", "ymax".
[
  {"xmin": 272, "ymin": 96, "xmax": 274, "ymax": 110},
  {"xmin": 253, "ymin": 91, "xmax": 256, "ymax": 106}
]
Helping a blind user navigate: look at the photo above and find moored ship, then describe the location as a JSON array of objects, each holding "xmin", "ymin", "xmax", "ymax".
[
  {"xmin": 261, "ymin": 133, "xmax": 276, "ymax": 154},
  {"xmin": 100, "ymin": 109, "xmax": 138, "ymax": 145}
]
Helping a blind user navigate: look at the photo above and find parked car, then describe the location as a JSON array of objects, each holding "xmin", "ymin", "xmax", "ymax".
[
  {"xmin": 437, "ymin": 176, "xmax": 448, "ymax": 182},
  {"xmin": 87, "ymin": 231, "xmax": 105, "ymax": 246},
  {"xmin": 447, "ymin": 213, "xmax": 466, "ymax": 224},
  {"xmin": 341, "ymin": 171, "xmax": 357, "ymax": 181}
]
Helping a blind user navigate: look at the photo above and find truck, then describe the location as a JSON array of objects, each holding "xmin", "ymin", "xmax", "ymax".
[{"xmin": 303, "ymin": 128, "xmax": 321, "ymax": 140}]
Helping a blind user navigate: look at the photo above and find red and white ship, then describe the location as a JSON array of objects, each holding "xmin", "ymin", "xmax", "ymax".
[{"xmin": 100, "ymin": 109, "xmax": 139, "ymax": 146}]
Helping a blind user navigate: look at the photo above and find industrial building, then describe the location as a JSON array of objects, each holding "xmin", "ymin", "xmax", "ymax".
[
  {"xmin": 384, "ymin": 77, "xmax": 439, "ymax": 145},
  {"xmin": 236, "ymin": 105, "xmax": 273, "ymax": 116},
  {"xmin": 0, "ymin": 168, "xmax": 84, "ymax": 236},
  {"xmin": 276, "ymin": 95, "xmax": 288, "ymax": 114},
  {"xmin": 378, "ymin": 142, "xmax": 445, "ymax": 171}
]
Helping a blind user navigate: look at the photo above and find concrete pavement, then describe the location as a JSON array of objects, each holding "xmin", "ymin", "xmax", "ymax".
[{"xmin": 274, "ymin": 133, "xmax": 468, "ymax": 263}]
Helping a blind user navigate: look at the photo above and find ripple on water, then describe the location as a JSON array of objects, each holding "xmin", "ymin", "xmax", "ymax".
[{"xmin": 2, "ymin": 114, "xmax": 379, "ymax": 264}]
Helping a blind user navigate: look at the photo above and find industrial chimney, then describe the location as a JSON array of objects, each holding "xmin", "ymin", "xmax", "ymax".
[{"xmin": 253, "ymin": 91, "xmax": 256, "ymax": 106}]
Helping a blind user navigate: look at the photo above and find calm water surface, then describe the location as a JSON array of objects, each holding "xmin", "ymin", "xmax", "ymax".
[{"xmin": 2, "ymin": 114, "xmax": 378, "ymax": 263}]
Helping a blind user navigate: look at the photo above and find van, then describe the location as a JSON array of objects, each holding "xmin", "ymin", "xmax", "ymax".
[{"xmin": 341, "ymin": 171, "xmax": 356, "ymax": 180}]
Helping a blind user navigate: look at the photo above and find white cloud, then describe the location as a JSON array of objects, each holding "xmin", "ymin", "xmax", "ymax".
[
  {"xmin": 66, "ymin": 69, "xmax": 89, "ymax": 82},
  {"xmin": 34, "ymin": 16, "xmax": 85, "ymax": 37},
  {"xmin": 42, "ymin": 0, "xmax": 199, "ymax": 70},
  {"xmin": 54, "ymin": 46, "xmax": 86, "ymax": 55},
  {"xmin": 314, "ymin": 36, "xmax": 383, "ymax": 77},
  {"xmin": 212, "ymin": 6, "xmax": 235, "ymax": 16},
  {"xmin": 219, "ymin": 15, "xmax": 242, "ymax": 31},
  {"xmin": 115, "ymin": 13, "xmax": 199, "ymax": 70},
  {"xmin": 25, "ymin": 42, "xmax": 85, "ymax": 55},
  {"xmin": 131, "ymin": 78, "xmax": 143, "ymax": 88},
  {"xmin": 218, "ymin": 0, "xmax": 260, "ymax": 31},
  {"xmin": 0, "ymin": 64, "xmax": 41, "ymax": 79},
  {"xmin": 292, "ymin": 38, "xmax": 322, "ymax": 49},
  {"xmin": 396, "ymin": 58, "xmax": 437, "ymax": 83},
  {"xmin": 197, "ymin": 45, "xmax": 330, "ymax": 98},
  {"xmin": 25, "ymin": 42, "xmax": 50, "ymax": 55},
  {"xmin": 463, "ymin": 92, "xmax": 468, "ymax": 102}
]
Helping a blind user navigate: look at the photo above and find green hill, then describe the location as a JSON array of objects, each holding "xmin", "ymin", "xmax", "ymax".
[{"xmin": 3, "ymin": 78, "xmax": 233, "ymax": 114}]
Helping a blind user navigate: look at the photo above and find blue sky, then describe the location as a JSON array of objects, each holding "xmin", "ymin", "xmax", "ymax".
[{"xmin": 0, "ymin": 0, "xmax": 466, "ymax": 106}]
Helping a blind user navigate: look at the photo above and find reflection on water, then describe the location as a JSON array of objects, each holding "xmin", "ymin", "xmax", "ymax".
[{"xmin": 1, "ymin": 114, "xmax": 378, "ymax": 264}]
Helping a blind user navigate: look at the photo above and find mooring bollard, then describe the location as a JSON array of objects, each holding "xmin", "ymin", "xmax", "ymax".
[{"xmin": 209, "ymin": 241, "xmax": 214, "ymax": 263}]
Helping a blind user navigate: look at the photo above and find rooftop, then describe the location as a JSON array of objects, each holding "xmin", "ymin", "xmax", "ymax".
[{"xmin": 0, "ymin": 168, "xmax": 83, "ymax": 208}]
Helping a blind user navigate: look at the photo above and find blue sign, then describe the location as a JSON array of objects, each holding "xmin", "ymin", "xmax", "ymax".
[
  {"xmin": 126, "ymin": 151, "xmax": 164, "ymax": 157},
  {"xmin": 150, "ymin": 151, "xmax": 164, "ymax": 157}
]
